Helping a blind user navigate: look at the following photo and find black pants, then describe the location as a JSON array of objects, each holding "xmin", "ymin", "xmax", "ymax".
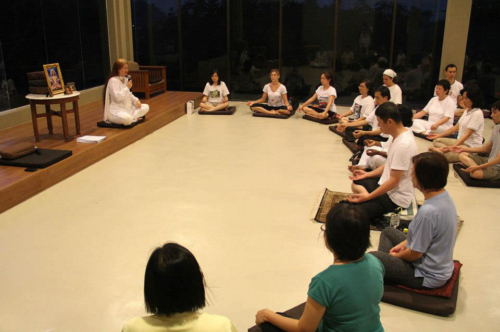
[
  {"xmin": 370, "ymin": 228, "xmax": 425, "ymax": 289},
  {"xmin": 309, "ymin": 105, "xmax": 335, "ymax": 118},
  {"xmin": 357, "ymin": 134, "xmax": 389, "ymax": 147},
  {"xmin": 350, "ymin": 178, "xmax": 398, "ymax": 225},
  {"xmin": 252, "ymin": 103, "xmax": 288, "ymax": 111}
]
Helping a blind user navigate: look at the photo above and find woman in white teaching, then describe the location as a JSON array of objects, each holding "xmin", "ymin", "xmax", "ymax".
[{"xmin": 103, "ymin": 59, "xmax": 149, "ymax": 125}]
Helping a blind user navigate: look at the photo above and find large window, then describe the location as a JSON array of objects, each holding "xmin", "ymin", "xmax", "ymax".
[
  {"xmin": 131, "ymin": 0, "xmax": 181, "ymax": 89},
  {"xmin": 464, "ymin": 0, "xmax": 500, "ymax": 109},
  {"xmin": 0, "ymin": 0, "xmax": 110, "ymax": 112},
  {"xmin": 281, "ymin": 0, "xmax": 335, "ymax": 100},
  {"xmin": 393, "ymin": 0, "xmax": 447, "ymax": 109},
  {"xmin": 230, "ymin": 0, "xmax": 280, "ymax": 100},
  {"xmin": 181, "ymin": 0, "xmax": 228, "ymax": 92},
  {"xmin": 335, "ymin": 0, "xmax": 393, "ymax": 105},
  {"xmin": 131, "ymin": 0, "xmax": 448, "ymax": 108}
]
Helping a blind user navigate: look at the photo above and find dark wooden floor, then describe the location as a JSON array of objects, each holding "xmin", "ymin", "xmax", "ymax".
[{"xmin": 0, "ymin": 91, "xmax": 203, "ymax": 214}]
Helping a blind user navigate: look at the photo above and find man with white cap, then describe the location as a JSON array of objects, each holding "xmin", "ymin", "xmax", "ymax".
[{"xmin": 383, "ymin": 69, "xmax": 403, "ymax": 105}]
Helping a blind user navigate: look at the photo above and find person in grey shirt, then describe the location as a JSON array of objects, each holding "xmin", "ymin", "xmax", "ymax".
[{"xmin": 370, "ymin": 152, "xmax": 457, "ymax": 289}]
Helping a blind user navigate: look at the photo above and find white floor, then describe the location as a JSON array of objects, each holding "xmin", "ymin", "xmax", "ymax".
[{"xmin": 0, "ymin": 102, "xmax": 498, "ymax": 332}]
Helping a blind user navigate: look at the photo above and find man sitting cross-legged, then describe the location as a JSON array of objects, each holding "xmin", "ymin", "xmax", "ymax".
[
  {"xmin": 348, "ymin": 102, "xmax": 418, "ymax": 224},
  {"xmin": 370, "ymin": 152, "xmax": 457, "ymax": 289},
  {"xmin": 335, "ymin": 86, "xmax": 391, "ymax": 147}
]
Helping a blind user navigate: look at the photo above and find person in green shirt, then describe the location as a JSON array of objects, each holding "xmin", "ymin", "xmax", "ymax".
[{"xmin": 255, "ymin": 203, "xmax": 385, "ymax": 332}]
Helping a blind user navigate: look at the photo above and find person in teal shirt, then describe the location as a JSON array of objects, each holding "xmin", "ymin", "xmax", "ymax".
[{"xmin": 255, "ymin": 203, "xmax": 384, "ymax": 332}]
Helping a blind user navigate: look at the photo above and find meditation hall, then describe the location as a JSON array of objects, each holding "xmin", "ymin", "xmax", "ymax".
[{"xmin": 0, "ymin": 1, "xmax": 499, "ymax": 332}]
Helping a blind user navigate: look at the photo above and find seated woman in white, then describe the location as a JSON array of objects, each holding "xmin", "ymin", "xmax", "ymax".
[
  {"xmin": 104, "ymin": 59, "xmax": 149, "ymax": 126},
  {"xmin": 383, "ymin": 69, "xmax": 403, "ymax": 105},
  {"xmin": 298, "ymin": 71, "xmax": 337, "ymax": 119},
  {"xmin": 247, "ymin": 69, "xmax": 293, "ymax": 115},
  {"xmin": 200, "ymin": 69, "xmax": 230, "ymax": 112},
  {"xmin": 337, "ymin": 79, "xmax": 375, "ymax": 125},
  {"xmin": 429, "ymin": 85, "xmax": 485, "ymax": 163},
  {"xmin": 412, "ymin": 80, "xmax": 455, "ymax": 135}
]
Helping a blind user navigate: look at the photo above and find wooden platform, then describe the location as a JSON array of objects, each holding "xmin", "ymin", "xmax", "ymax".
[{"xmin": 0, "ymin": 91, "xmax": 203, "ymax": 214}]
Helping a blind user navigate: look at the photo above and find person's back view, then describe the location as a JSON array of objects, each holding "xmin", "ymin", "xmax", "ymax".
[{"xmin": 122, "ymin": 243, "xmax": 237, "ymax": 332}]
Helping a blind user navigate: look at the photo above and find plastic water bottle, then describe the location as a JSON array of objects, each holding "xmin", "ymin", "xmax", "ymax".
[{"xmin": 390, "ymin": 212, "xmax": 400, "ymax": 228}]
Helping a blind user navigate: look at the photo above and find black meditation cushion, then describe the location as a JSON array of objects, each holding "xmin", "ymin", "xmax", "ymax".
[
  {"xmin": 303, "ymin": 115, "xmax": 339, "ymax": 125},
  {"xmin": 329, "ymin": 125, "xmax": 346, "ymax": 138},
  {"xmin": 0, "ymin": 149, "xmax": 72, "ymax": 169},
  {"xmin": 342, "ymin": 138, "xmax": 359, "ymax": 153},
  {"xmin": 382, "ymin": 275, "xmax": 460, "ymax": 317},
  {"xmin": 252, "ymin": 109, "xmax": 296, "ymax": 119},
  {"xmin": 248, "ymin": 303, "xmax": 305, "ymax": 332},
  {"xmin": 198, "ymin": 106, "xmax": 236, "ymax": 115},
  {"xmin": 97, "ymin": 116, "xmax": 145, "ymax": 129},
  {"xmin": 453, "ymin": 164, "xmax": 500, "ymax": 188}
]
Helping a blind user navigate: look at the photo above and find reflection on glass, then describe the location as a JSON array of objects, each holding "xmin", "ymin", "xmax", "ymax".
[
  {"xmin": 0, "ymin": 41, "xmax": 10, "ymax": 112},
  {"xmin": 43, "ymin": 1, "xmax": 84, "ymax": 91},
  {"xmin": 0, "ymin": 0, "xmax": 110, "ymax": 112},
  {"xmin": 79, "ymin": 0, "xmax": 111, "ymax": 89},
  {"xmin": 230, "ymin": 0, "xmax": 280, "ymax": 100},
  {"xmin": 464, "ymin": 0, "xmax": 500, "ymax": 109},
  {"xmin": 180, "ymin": 0, "xmax": 228, "ymax": 92},
  {"xmin": 132, "ymin": 0, "xmax": 181, "ymax": 89},
  {"xmin": 393, "ymin": 0, "xmax": 447, "ymax": 109},
  {"xmin": 335, "ymin": 0, "xmax": 393, "ymax": 106},
  {"xmin": 0, "ymin": 1, "xmax": 46, "ymax": 110},
  {"xmin": 281, "ymin": 0, "xmax": 335, "ymax": 101}
]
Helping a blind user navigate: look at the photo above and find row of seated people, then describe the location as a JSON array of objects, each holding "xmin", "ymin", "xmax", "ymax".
[
  {"xmin": 121, "ymin": 151, "xmax": 457, "ymax": 331},
  {"xmin": 107, "ymin": 61, "xmax": 494, "ymax": 330},
  {"xmin": 199, "ymin": 68, "xmax": 402, "ymax": 117},
  {"xmin": 103, "ymin": 58, "xmax": 499, "ymax": 182},
  {"xmin": 335, "ymin": 82, "xmax": 500, "ymax": 182}
]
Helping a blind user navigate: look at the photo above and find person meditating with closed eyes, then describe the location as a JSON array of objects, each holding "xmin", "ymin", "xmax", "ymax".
[{"xmin": 247, "ymin": 69, "xmax": 293, "ymax": 115}]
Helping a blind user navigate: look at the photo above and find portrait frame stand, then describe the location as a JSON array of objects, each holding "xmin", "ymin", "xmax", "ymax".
[
  {"xmin": 43, "ymin": 63, "xmax": 65, "ymax": 97},
  {"xmin": 26, "ymin": 92, "xmax": 81, "ymax": 142}
]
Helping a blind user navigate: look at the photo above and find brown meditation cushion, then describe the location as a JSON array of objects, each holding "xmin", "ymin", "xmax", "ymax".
[
  {"xmin": 394, "ymin": 261, "xmax": 462, "ymax": 298},
  {"xmin": 0, "ymin": 142, "xmax": 36, "ymax": 160}
]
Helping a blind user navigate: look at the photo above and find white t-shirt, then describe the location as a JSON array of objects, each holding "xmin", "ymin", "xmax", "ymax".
[
  {"xmin": 457, "ymin": 108, "xmax": 485, "ymax": 147},
  {"xmin": 435, "ymin": 80, "xmax": 463, "ymax": 105},
  {"xmin": 386, "ymin": 84, "xmax": 403, "ymax": 105},
  {"xmin": 379, "ymin": 129, "xmax": 418, "ymax": 208},
  {"xmin": 315, "ymin": 86, "xmax": 337, "ymax": 112},
  {"xmin": 350, "ymin": 95, "xmax": 375, "ymax": 119},
  {"xmin": 122, "ymin": 312, "xmax": 237, "ymax": 332},
  {"xmin": 423, "ymin": 96, "xmax": 455, "ymax": 130},
  {"xmin": 203, "ymin": 82, "xmax": 229, "ymax": 103},
  {"xmin": 263, "ymin": 83, "xmax": 287, "ymax": 107},
  {"xmin": 366, "ymin": 107, "xmax": 389, "ymax": 138},
  {"xmin": 449, "ymin": 80, "xmax": 464, "ymax": 104}
]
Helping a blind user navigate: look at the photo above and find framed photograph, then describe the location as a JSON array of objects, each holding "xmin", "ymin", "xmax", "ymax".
[
  {"xmin": 43, "ymin": 63, "xmax": 65, "ymax": 96},
  {"xmin": 67, "ymin": 82, "xmax": 76, "ymax": 92}
]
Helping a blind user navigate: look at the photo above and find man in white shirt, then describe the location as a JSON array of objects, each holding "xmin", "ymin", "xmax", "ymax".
[
  {"xmin": 437, "ymin": 64, "xmax": 464, "ymax": 115},
  {"xmin": 348, "ymin": 102, "xmax": 419, "ymax": 224}
]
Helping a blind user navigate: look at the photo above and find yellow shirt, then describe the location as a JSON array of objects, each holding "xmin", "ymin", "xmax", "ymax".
[{"xmin": 122, "ymin": 312, "xmax": 238, "ymax": 332}]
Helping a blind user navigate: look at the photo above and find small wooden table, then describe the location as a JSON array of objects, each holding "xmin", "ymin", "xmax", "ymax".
[{"xmin": 26, "ymin": 92, "xmax": 81, "ymax": 142}]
